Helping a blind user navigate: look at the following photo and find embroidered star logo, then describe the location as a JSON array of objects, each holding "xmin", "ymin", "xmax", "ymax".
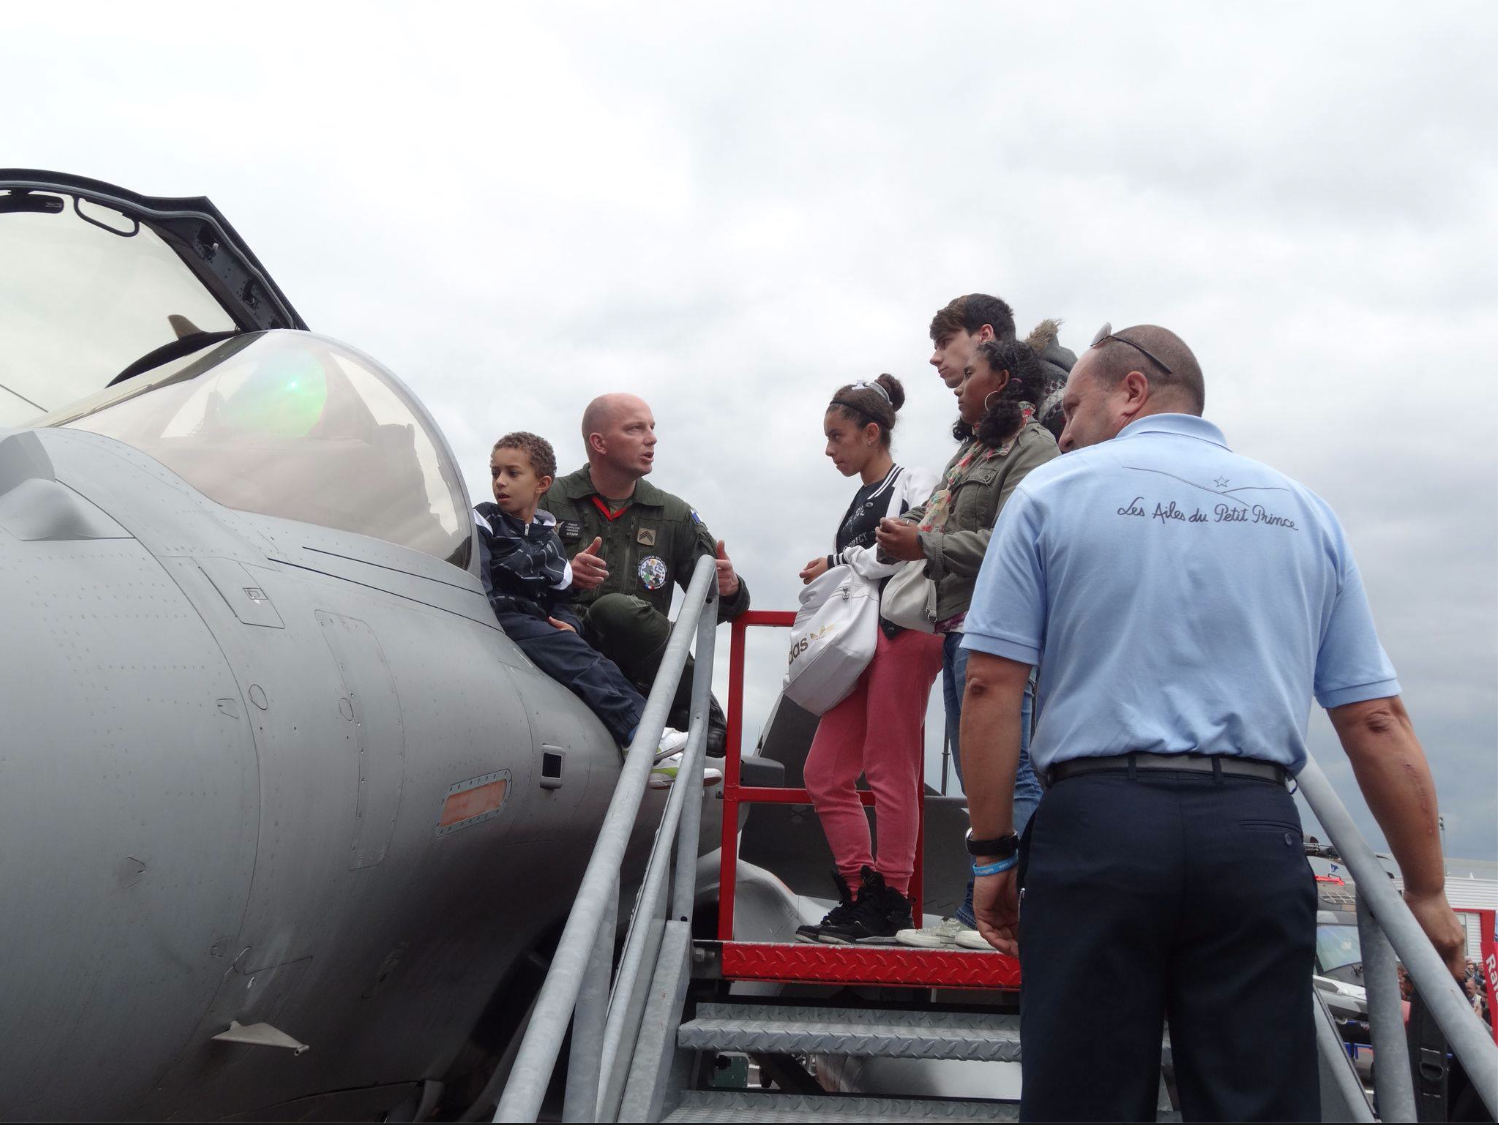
[{"xmin": 1214, "ymin": 476, "xmax": 1230, "ymax": 490}]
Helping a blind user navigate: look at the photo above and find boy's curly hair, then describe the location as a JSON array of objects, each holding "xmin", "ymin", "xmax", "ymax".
[{"xmin": 493, "ymin": 431, "xmax": 557, "ymax": 481}]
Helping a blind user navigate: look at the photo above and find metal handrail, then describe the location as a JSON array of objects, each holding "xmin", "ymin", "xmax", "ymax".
[
  {"xmin": 494, "ymin": 556, "xmax": 719, "ymax": 1123},
  {"xmin": 1298, "ymin": 755, "xmax": 1498, "ymax": 1119}
]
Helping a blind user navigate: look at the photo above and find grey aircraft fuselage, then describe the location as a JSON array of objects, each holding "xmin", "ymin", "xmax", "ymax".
[{"xmin": 0, "ymin": 173, "xmax": 692, "ymax": 1121}]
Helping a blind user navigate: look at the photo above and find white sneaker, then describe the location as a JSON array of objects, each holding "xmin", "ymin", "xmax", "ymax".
[
  {"xmin": 894, "ymin": 915, "xmax": 977, "ymax": 949},
  {"xmin": 654, "ymin": 728, "xmax": 690, "ymax": 763},
  {"xmin": 649, "ymin": 752, "xmax": 723, "ymax": 790},
  {"xmin": 955, "ymin": 928, "xmax": 1001, "ymax": 952}
]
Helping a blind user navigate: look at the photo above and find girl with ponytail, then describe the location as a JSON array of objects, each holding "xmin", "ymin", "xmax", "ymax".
[{"xmin": 794, "ymin": 373, "xmax": 943, "ymax": 944}]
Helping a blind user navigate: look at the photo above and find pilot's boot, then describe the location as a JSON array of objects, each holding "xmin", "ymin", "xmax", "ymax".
[
  {"xmin": 816, "ymin": 866, "xmax": 912, "ymax": 945},
  {"xmin": 666, "ymin": 693, "xmax": 728, "ymax": 756},
  {"xmin": 794, "ymin": 871, "xmax": 857, "ymax": 943},
  {"xmin": 705, "ymin": 695, "xmax": 728, "ymax": 757}
]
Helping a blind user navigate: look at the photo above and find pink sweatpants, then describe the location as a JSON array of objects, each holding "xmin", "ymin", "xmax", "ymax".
[{"xmin": 803, "ymin": 626, "xmax": 944, "ymax": 895}]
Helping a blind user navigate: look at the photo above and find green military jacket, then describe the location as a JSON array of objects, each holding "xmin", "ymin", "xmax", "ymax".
[
  {"xmin": 898, "ymin": 421, "xmax": 1059, "ymax": 622},
  {"xmin": 541, "ymin": 466, "xmax": 752, "ymax": 623}
]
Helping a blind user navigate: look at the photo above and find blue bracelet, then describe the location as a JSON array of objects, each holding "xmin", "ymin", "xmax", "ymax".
[{"xmin": 971, "ymin": 855, "xmax": 1018, "ymax": 877}]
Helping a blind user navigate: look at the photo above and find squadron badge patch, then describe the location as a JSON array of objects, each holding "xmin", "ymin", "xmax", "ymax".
[{"xmin": 637, "ymin": 555, "xmax": 667, "ymax": 591}]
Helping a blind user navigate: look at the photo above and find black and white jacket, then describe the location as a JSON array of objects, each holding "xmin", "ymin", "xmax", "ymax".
[
  {"xmin": 475, "ymin": 503, "xmax": 574, "ymax": 619},
  {"xmin": 829, "ymin": 464, "xmax": 938, "ymax": 581}
]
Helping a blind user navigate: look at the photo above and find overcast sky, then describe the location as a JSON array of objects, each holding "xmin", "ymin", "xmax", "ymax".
[{"xmin": 4, "ymin": 2, "xmax": 1495, "ymax": 859}]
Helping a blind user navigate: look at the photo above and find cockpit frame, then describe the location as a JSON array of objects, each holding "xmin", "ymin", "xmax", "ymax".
[{"xmin": 0, "ymin": 169, "xmax": 306, "ymax": 336}]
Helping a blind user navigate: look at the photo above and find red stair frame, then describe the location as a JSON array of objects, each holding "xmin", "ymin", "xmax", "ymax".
[{"xmin": 716, "ymin": 610, "xmax": 1020, "ymax": 990}]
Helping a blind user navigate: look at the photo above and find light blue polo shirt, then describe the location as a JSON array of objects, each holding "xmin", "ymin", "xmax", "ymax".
[{"xmin": 961, "ymin": 414, "xmax": 1399, "ymax": 774}]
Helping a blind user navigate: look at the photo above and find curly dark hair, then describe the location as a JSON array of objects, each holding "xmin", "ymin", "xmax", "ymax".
[
  {"xmin": 827, "ymin": 373, "xmax": 906, "ymax": 447},
  {"xmin": 951, "ymin": 339, "xmax": 1044, "ymax": 447},
  {"xmin": 492, "ymin": 431, "xmax": 557, "ymax": 481}
]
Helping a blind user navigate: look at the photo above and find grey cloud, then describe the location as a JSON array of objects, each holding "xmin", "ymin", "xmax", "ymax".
[{"xmin": 2, "ymin": 1, "xmax": 1492, "ymax": 858}]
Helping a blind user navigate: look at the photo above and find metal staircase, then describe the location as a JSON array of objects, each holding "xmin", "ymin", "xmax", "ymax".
[{"xmin": 491, "ymin": 579, "xmax": 1499, "ymax": 1122}]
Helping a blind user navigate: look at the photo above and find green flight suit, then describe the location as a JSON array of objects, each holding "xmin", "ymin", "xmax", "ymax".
[{"xmin": 540, "ymin": 466, "xmax": 751, "ymax": 738}]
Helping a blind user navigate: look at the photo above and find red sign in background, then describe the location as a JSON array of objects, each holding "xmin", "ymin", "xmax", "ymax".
[{"xmin": 1478, "ymin": 908, "xmax": 1498, "ymax": 1043}]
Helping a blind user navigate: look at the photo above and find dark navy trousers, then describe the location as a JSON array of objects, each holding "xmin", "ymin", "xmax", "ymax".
[
  {"xmin": 496, "ymin": 606, "xmax": 646, "ymax": 746},
  {"xmin": 1017, "ymin": 770, "xmax": 1319, "ymax": 1122}
]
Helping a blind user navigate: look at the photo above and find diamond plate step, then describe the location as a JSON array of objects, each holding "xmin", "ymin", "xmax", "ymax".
[
  {"xmin": 715, "ymin": 941, "xmax": 1019, "ymax": 990},
  {"xmin": 678, "ymin": 1002, "xmax": 1021, "ymax": 1061},
  {"xmin": 663, "ymin": 1089, "xmax": 1019, "ymax": 1122}
]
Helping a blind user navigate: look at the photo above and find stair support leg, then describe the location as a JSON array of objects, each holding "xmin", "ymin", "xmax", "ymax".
[
  {"xmin": 563, "ymin": 879, "xmax": 618, "ymax": 1123},
  {"xmin": 1358, "ymin": 894, "xmax": 1417, "ymax": 1122},
  {"xmin": 1314, "ymin": 988, "xmax": 1375, "ymax": 1122},
  {"xmin": 619, "ymin": 921, "xmax": 694, "ymax": 1122}
]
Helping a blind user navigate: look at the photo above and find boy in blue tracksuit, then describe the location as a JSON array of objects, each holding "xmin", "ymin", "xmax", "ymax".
[{"xmin": 478, "ymin": 432, "xmax": 708, "ymax": 786}]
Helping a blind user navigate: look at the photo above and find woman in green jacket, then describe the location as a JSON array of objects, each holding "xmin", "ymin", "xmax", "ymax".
[{"xmin": 875, "ymin": 337, "xmax": 1059, "ymax": 949}]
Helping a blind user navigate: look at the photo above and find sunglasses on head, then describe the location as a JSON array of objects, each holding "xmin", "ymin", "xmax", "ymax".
[{"xmin": 1090, "ymin": 322, "xmax": 1173, "ymax": 375}]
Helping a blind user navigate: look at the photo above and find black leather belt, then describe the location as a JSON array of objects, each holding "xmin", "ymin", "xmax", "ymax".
[{"xmin": 1047, "ymin": 752, "xmax": 1287, "ymax": 786}]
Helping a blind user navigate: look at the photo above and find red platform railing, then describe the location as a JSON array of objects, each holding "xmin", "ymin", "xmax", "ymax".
[
  {"xmin": 715, "ymin": 610, "xmax": 1020, "ymax": 990},
  {"xmin": 717, "ymin": 610, "xmax": 924, "ymax": 940}
]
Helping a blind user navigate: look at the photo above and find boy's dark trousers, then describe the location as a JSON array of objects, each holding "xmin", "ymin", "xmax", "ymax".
[
  {"xmin": 495, "ymin": 606, "xmax": 646, "ymax": 746},
  {"xmin": 1017, "ymin": 769, "xmax": 1319, "ymax": 1122}
]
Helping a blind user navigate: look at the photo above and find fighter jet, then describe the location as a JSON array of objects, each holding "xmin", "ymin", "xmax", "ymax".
[{"xmin": 0, "ymin": 170, "xmax": 699, "ymax": 1120}]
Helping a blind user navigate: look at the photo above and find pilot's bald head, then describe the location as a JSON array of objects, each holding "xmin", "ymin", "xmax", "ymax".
[
  {"xmin": 581, "ymin": 393, "xmax": 648, "ymax": 444},
  {"xmin": 582, "ymin": 393, "xmax": 657, "ymax": 482}
]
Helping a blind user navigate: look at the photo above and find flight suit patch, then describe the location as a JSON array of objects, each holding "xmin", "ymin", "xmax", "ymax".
[
  {"xmin": 638, "ymin": 555, "xmax": 667, "ymax": 591},
  {"xmin": 636, "ymin": 527, "xmax": 657, "ymax": 547},
  {"xmin": 558, "ymin": 520, "xmax": 583, "ymax": 542}
]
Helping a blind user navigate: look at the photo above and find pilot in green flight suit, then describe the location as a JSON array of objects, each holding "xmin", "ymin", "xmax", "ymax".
[{"xmin": 540, "ymin": 393, "xmax": 750, "ymax": 749}]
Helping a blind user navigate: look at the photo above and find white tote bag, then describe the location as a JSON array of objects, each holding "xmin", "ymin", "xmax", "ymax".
[
  {"xmin": 782, "ymin": 564, "xmax": 880, "ymax": 715},
  {"xmin": 880, "ymin": 559, "xmax": 937, "ymax": 633}
]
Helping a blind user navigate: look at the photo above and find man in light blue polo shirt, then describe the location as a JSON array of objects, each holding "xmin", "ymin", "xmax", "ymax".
[{"xmin": 957, "ymin": 324, "xmax": 1466, "ymax": 1122}]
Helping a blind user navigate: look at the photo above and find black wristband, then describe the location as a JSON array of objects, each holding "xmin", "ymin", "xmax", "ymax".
[
  {"xmin": 965, "ymin": 830, "xmax": 1019, "ymax": 858},
  {"xmin": 827, "ymin": 554, "xmax": 835, "ymax": 569}
]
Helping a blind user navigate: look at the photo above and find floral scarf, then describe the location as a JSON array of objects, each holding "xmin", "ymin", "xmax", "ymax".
[{"xmin": 917, "ymin": 430, "xmax": 1019, "ymax": 534}]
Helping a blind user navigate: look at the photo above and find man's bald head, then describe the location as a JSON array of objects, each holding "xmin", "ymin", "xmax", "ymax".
[
  {"xmin": 581, "ymin": 393, "xmax": 650, "ymax": 444},
  {"xmin": 1085, "ymin": 325, "xmax": 1204, "ymax": 415},
  {"xmin": 581, "ymin": 392, "xmax": 657, "ymax": 485},
  {"xmin": 1058, "ymin": 326, "xmax": 1206, "ymax": 452}
]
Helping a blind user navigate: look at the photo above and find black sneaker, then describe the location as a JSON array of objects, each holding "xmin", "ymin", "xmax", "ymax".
[
  {"xmin": 795, "ymin": 871, "xmax": 856, "ymax": 943},
  {"xmin": 816, "ymin": 866, "xmax": 913, "ymax": 944}
]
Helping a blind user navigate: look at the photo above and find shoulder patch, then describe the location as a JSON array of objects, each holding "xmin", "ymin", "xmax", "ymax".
[{"xmin": 691, "ymin": 510, "xmax": 702, "ymax": 524}]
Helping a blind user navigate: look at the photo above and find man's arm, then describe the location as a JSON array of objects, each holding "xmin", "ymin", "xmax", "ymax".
[
  {"xmin": 1327, "ymin": 695, "xmax": 1466, "ymax": 975},
  {"xmin": 683, "ymin": 515, "xmax": 751, "ymax": 621},
  {"xmin": 961, "ymin": 651, "xmax": 1033, "ymax": 955}
]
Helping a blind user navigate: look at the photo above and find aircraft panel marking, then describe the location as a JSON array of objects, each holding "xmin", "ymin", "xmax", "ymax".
[{"xmin": 436, "ymin": 771, "xmax": 512, "ymax": 837}]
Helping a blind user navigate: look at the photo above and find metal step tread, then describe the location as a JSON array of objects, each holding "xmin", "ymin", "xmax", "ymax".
[
  {"xmin": 678, "ymin": 1002, "xmax": 1021, "ymax": 1061},
  {"xmin": 715, "ymin": 940, "xmax": 1019, "ymax": 990},
  {"xmin": 663, "ymin": 1089, "xmax": 1019, "ymax": 1122}
]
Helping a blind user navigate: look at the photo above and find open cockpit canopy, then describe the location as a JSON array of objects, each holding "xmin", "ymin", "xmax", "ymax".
[
  {"xmin": 3, "ymin": 171, "xmax": 471, "ymax": 570},
  {"xmin": 0, "ymin": 170, "xmax": 305, "ymax": 426}
]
